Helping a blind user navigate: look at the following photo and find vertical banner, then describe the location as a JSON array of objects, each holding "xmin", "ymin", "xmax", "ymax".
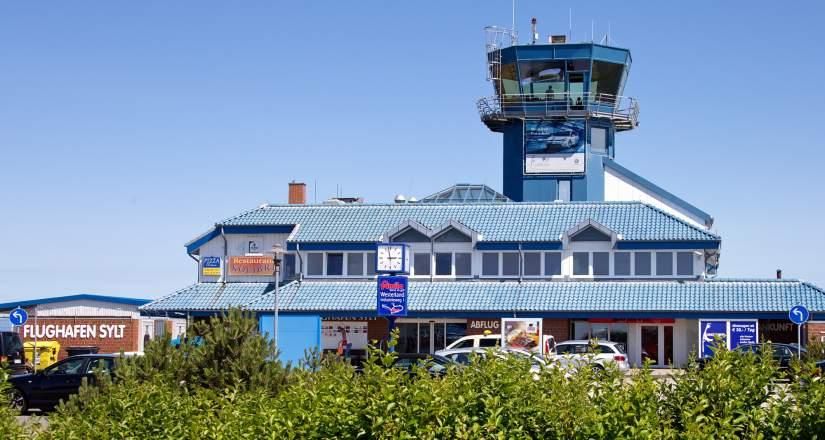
[
  {"xmin": 524, "ymin": 120, "xmax": 586, "ymax": 174},
  {"xmin": 376, "ymin": 276, "xmax": 408, "ymax": 317},
  {"xmin": 699, "ymin": 320, "xmax": 728, "ymax": 358},
  {"xmin": 501, "ymin": 318, "xmax": 542, "ymax": 352},
  {"xmin": 729, "ymin": 320, "xmax": 758, "ymax": 349}
]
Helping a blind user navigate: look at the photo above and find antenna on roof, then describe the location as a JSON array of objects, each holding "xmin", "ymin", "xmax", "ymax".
[
  {"xmin": 568, "ymin": 8, "xmax": 572, "ymax": 41},
  {"xmin": 531, "ymin": 17, "xmax": 538, "ymax": 44},
  {"xmin": 512, "ymin": 0, "xmax": 516, "ymax": 35},
  {"xmin": 591, "ymin": 20, "xmax": 594, "ymax": 42}
]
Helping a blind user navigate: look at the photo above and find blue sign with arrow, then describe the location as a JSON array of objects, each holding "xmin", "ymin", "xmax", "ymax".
[
  {"xmin": 9, "ymin": 307, "xmax": 28, "ymax": 326},
  {"xmin": 789, "ymin": 305, "xmax": 810, "ymax": 325}
]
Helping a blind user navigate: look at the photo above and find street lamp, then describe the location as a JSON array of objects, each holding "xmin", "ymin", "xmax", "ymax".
[{"xmin": 268, "ymin": 243, "xmax": 285, "ymax": 351}]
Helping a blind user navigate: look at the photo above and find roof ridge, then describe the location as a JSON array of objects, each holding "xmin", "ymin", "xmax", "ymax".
[{"xmin": 635, "ymin": 202, "xmax": 720, "ymax": 240}]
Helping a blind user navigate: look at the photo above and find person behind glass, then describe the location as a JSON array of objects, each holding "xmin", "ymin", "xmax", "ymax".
[
  {"xmin": 575, "ymin": 96, "xmax": 583, "ymax": 110},
  {"xmin": 336, "ymin": 326, "xmax": 352, "ymax": 359}
]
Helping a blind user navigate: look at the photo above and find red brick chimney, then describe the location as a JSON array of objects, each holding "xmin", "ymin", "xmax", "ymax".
[{"xmin": 288, "ymin": 181, "xmax": 307, "ymax": 205}]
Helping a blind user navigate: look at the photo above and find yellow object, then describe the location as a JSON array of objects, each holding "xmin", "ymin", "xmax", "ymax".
[{"xmin": 24, "ymin": 341, "xmax": 61, "ymax": 371}]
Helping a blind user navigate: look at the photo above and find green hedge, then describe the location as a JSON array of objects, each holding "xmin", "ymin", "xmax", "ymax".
[{"xmin": 5, "ymin": 311, "xmax": 825, "ymax": 439}]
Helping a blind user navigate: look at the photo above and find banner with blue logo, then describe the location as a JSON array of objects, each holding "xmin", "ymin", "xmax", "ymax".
[
  {"xmin": 729, "ymin": 320, "xmax": 758, "ymax": 349},
  {"xmin": 700, "ymin": 320, "xmax": 727, "ymax": 358},
  {"xmin": 376, "ymin": 275, "xmax": 408, "ymax": 317}
]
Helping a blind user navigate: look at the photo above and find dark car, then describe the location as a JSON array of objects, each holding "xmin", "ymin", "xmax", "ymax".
[
  {"xmin": 8, "ymin": 354, "xmax": 120, "ymax": 413},
  {"xmin": 698, "ymin": 343, "xmax": 807, "ymax": 372},
  {"xmin": 0, "ymin": 331, "xmax": 29, "ymax": 375},
  {"xmin": 391, "ymin": 354, "xmax": 455, "ymax": 377}
]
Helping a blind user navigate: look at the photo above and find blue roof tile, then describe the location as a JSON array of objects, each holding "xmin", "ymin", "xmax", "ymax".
[{"xmin": 141, "ymin": 279, "xmax": 825, "ymax": 314}]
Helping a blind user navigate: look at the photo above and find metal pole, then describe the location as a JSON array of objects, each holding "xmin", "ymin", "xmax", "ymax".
[
  {"xmin": 798, "ymin": 324, "xmax": 802, "ymax": 360},
  {"xmin": 274, "ymin": 258, "xmax": 280, "ymax": 351}
]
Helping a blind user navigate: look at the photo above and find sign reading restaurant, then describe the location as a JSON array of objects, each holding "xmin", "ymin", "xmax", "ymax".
[{"xmin": 228, "ymin": 256, "xmax": 274, "ymax": 276}]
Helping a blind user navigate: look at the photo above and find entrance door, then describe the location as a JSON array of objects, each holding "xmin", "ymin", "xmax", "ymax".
[
  {"xmin": 640, "ymin": 325, "xmax": 675, "ymax": 367},
  {"xmin": 395, "ymin": 320, "xmax": 467, "ymax": 354}
]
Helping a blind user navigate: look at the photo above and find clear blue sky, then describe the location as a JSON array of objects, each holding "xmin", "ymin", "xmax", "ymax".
[{"xmin": 1, "ymin": 1, "xmax": 823, "ymax": 302}]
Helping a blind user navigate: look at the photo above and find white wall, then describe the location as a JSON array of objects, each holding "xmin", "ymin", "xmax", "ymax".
[
  {"xmin": 604, "ymin": 167, "xmax": 708, "ymax": 229},
  {"xmin": 32, "ymin": 299, "xmax": 141, "ymax": 318}
]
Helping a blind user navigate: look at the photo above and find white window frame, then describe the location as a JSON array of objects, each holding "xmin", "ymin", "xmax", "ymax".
[{"xmin": 301, "ymin": 251, "xmax": 376, "ymax": 278}]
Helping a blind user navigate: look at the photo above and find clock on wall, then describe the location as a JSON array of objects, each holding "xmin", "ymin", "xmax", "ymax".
[{"xmin": 375, "ymin": 243, "xmax": 410, "ymax": 274}]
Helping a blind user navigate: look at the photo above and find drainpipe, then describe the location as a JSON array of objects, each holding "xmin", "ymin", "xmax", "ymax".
[
  {"xmin": 518, "ymin": 243, "xmax": 523, "ymax": 282},
  {"xmin": 187, "ymin": 253, "xmax": 200, "ymax": 280},
  {"xmin": 296, "ymin": 243, "xmax": 304, "ymax": 282},
  {"xmin": 430, "ymin": 237, "xmax": 435, "ymax": 282},
  {"xmin": 219, "ymin": 224, "xmax": 227, "ymax": 284}
]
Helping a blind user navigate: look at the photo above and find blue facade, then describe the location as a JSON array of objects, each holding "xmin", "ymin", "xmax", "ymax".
[{"xmin": 259, "ymin": 314, "xmax": 321, "ymax": 366}]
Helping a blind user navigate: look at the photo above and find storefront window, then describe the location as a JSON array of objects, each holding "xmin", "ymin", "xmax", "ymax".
[
  {"xmin": 573, "ymin": 252, "xmax": 589, "ymax": 275},
  {"xmin": 573, "ymin": 321, "xmax": 590, "ymax": 340},
  {"xmin": 414, "ymin": 253, "xmax": 430, "ymax": 276},
  {"xmin": 593, "ymin": 252, "xmax": 610, "ymax": 276},
  {"xmin": 523, "ymin": 252, "xmax": 541, "ymax": 276},
  {"xmin": 397, "ymin": 323, "xmax": 418, "ymax": 353},
  {"xmin": 677, "ymin": 252, "xmax": 693, "ymax": 276},
  {"xmin": 591, "ymin": 324, "xmax": 609, "ymax": 341},
  {"xmin": 482, "ymin": 253, "xmax": 499, "ymax": 276},
  {"xmin": 656, "ymin": 252, "xmax": 673, "ymax": 276},
  {"xmin": 307, "ymin": 253, "xmax": 323, "ymax": 276},
  {"xmin": 326, "ymin": 253, "xmax": 343, "ymax": 276},
  {"xmin": 455, "ymin": 253, "xmax": 472, "ymax": 276},
  {"xmin": 635, "ymin": 252, "xmax": 651, "ymax": 276},
  {"xmin": 544, "ymin": 252, "xmax": 561, "ymax": 275},
  {"xmin": 347, "ymin": 253, "xmax": 363, "ymax": 276},
  {"xmin": 610, "ymin": 323, "xmax": 628, "ymax": 347},
  {"xmin": 446, "ymin": 323, "xmax": 467, "ymax": 346},
  {"xmin": 435, "ymin": 253, "xmax": 452, "ymax": 275},
  {"xmin": 614, "ymin": 252, "xmax": 630, "ymax": 276},
  {"xmin": 502, "ymin": 252, "xmax": 519, "ymax": 276}
]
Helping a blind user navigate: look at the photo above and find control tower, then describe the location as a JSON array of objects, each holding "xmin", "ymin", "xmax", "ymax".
[{"xmin": 478, "ymin": 23, "xmax": 639, "ymax": 202}]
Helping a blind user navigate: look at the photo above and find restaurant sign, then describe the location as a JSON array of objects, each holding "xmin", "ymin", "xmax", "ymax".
[
  {"xmin": 228, "ymin": 256, "xmax": 274, "ymax": 276},
  {"xmin": 202, "ymin": 256, "xmax": 221, "ymax": 277}
]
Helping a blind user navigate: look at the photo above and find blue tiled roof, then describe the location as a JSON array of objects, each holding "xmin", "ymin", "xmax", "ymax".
[
  {"xmin": 213, "ymin": 201, "xmax": 718, "ymax": 243},
  {"xmin": 140, "ymin": 280, "xmax": 825, "ymax": 314},
  {"xmin": 0, "ymin": 294, "xmax": 150, "ymax": 310}
]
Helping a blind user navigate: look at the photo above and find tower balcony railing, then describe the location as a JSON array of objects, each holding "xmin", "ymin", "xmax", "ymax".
[{"xmin": 477, "ymin": 92, "xmax": 640, "ymax": 131}]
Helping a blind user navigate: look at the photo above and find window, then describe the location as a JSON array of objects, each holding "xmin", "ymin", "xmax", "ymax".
[
  {"xmin": 677, "ymin": 252, "xmax": 693, "ymax": 276},
  {"xmin": 452, "ymin": 339, "xmax": 473, "ymax": 349},
  {"xmin": 573, "ymin": 321, "xmax": 590, "ymax": 340},
  {"xmin": 635, "ymin": 252, "xmax": 651, "ymax": 276},
  {"xmin": 282, "ymin": 254, "xmax": 297, "ymax": 280},
  {"xmin": 614, "ymin": 252, "xmax": 630, "ymax": 276},
  {"xmin": 523, "ymin": 252, "xmax": 541, "ymax": 276},
  {"xmin": 591, "ymin": 60, "xmax": 624, "ymax": 96},
  {"xmin": 591, "ymin": 127, "xmax": 607, "ymax": 155},
  {"xmin": 558, "ymin": 180, "xmax": 571, "ymax": 202},
  {"xmin": 414, "ymin": 253, "xmax": 430, "ymax": 276},
  {"xmin": 479, "ymin": 338, "xmax": 499, "ymax": 348},
  {"xmin": 455, "ymin": 253, "xmax": 472, "ymax": 276},
  {"xmin": 656, "ymin": 252, "xmax": 673, "ymax": 276},
  {"xmin": 502, "ymin": 253, "xmax": 519, "ymax": 276},
  {"xmin": 326, "ymin": 253, "xmax": 344, "ymax": 276},
  {"xmin": 435, "ymin": 253, "xmax": 452, "ymax": 276},
  {"xmin": 482, "ymin": 253, "xmax": 499, "ymax": 276},
  {"xmin": 366, "ymin": 252, "xmax": 376, "ymax": 275},
  {"xmin": 518, "ymin": 60, "xmax": 565, "ymax": 99},
  {"xmin": 573, "ymin": 252, "xmax": 590, "ymax": 275},
  {"xmin": 307, "ymin": 253, "xmax": 323, "ymax": 276},
  {"xmin": 46, "ymin": 358, "xmax": 87, "ymax": 376},
  {"xmin": 496, "ymin": 63, "xmax": 520, "ymax": 96},
  {"xmin": 593, "ymin": 252, "xmax": 610, "ymax": 276},
  {"xmin": 87, "ymin": 358, "xmax": 115, "ymax": 374},
  {"xmin": 347, "ymin": 253, "xmax": 364, "ymax": 276},
  {"xmin": 544, "ymin": 252, "xmax": 561, "ymax": 276}
]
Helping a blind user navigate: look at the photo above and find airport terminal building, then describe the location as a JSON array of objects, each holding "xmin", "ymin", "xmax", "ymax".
[{"xmin": 141, "ymin": 29, "xmax": 825, "ymax": 366}]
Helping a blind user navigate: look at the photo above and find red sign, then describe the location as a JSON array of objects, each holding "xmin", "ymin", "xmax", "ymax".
[{"xmin": 588, "ymin": 318, "xmax": 675, "ymax": 324}]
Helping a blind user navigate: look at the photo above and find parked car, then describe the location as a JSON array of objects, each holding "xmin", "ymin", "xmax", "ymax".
[
  {"xmin": 1, "ymin": 331, "xmax": 29, "ymax": 375},
  {"xmin": 443, "ymin": 334, "xmax": 501, "ymax": 351},
  {"xmin": 8, "ymin": 354, "xmax": 126, "ymax": 413},
  {"xmin": 547, "ymin": 340, "xmax": 629, "ymax": 372},
  {"xmin": 698, "ymin": 343, "xmax": 811, "ymax": 373},
  {"xmin": 390, "ymin": 354, "xmax": 456, "ymax": 377}
]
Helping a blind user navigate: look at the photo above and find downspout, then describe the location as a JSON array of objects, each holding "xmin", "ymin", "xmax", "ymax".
[
  {"xmin": 430, "ymin": 236, "xmax": 434, "ymax": 282},
  {"xmin": 219, "ymin": 224, "xmax": 227, "ymax": 284},
  {"xmin": 187, "ymin": 252, "xmax": 200, "ymax": 280},
  {"xmin": 296, "ymin": 243, "xmax": 304, "ymax": 282},
  {"xmin": 518, "ymin": 243, "xmax": 523, "ymax": 282}
]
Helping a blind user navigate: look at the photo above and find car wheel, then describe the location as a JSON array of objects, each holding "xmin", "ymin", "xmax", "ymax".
[
  {"xmin": 591, "ymin": 364, "xmax": 605, "ymax": 375},
  {"xmin": 9, "ymin": 388, "xmax": 28, "ymax": 414}
]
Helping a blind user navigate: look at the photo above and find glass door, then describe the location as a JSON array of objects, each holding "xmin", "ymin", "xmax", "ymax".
[
  {"xmin": 419, "ymin": 323, "xmax": 431, "ymax": 354},
  {"xmin": 641, "ymin": 326, "xmax": 659, "ymax": 366}
]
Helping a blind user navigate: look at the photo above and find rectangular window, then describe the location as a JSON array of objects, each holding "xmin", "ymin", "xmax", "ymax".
[
  {"xmin": 482, "ymin": 253, "xmax": 499, "ymax": 276},
  {"xmin": 677, "ymin": 252, "xmax": 693, "ymax": 276},
  {"xmin": 614, "ymin": 252, "xmax": 630, "ymax": 276},
  {"xmin": 573, "ymin": 321, "xmax": 590, "ymax": 340},
  {"xmin": 326, "ymin": 253, "xmax": 344, "ymax": 276},
  {"xmin": 455, "ymin": 253, "xmax": 472, "ymax": 276},
  {"xmin": 634, "ymin": 252, "xmax": 651, "ymax": 276},
  {"xmin": 544, "ymin": 252, "xmax": 561, "ymax": 276},
  {"xmin": 656, "ymin": 252, "xmax": 673, "ymax": 276},
  {"xmin": 502, "ymin": 252, "xmax": 519, "ymax": 276},
  {"xmin": 573, "ymin": 252, "xmax": 590, "ymax": 275},
  {"xmin": 593, "ymin": 252, "xmax": 610, "ymax": 276},
  {"xmin": 346, "ymin": 253, "xmax": 364, "ymax": 276},
  {"xmin": 590, "ymin": 127, "xmax": 607, "ymax": 155},
  {"xmin": 307, "ymin": 253, "xmax": 323, "ymax": 276},
  {"xmin": 558, "ymin": 180, "xmax": 571, "ymax": 202},
  {"xmin": 523, "ymin": 252, "xmax": 541, "ymax": 276},
  {"xmin": 282, "ymin": 254, "xmax": 297, "ymax": 280},
  {"xmin": 414, "ymin": 253, "xmax": 430, "ymax": 276},
  {"xmin": 366, "ymin": 252, "xmax": 376, "ymax": 275},
  {"xmin": 435, "ymin": 252, "xmax": 452, "ymax": 276}
]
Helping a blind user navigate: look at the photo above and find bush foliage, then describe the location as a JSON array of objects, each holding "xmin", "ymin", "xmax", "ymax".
[{"xmin": 4, "ymin": 310, "xmax": 825, "ymax": 439}]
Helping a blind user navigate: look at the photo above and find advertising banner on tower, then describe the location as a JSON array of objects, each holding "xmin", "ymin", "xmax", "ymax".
[{"xmin": 524, "ymin": 120, "xmax": 586, "ymax": 174}]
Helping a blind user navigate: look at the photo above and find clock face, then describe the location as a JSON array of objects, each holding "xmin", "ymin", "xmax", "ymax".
[{"xmin": 377, "ymin": 244, "xmax": 405, "ymax": 272}]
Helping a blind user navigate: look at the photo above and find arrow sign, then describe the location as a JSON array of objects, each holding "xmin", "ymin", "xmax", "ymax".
[
  {"xmin": 789, "ymin": 305, "xmax": 810, "ymax": 325},
  {"xmin": 9, "ymin": 307, "xmax": 28, "ymax": 326}
]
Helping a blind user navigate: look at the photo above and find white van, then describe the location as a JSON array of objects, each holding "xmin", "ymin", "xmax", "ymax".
[{"xmin": 444, "ymin": 334, "xmax": 501, "ymax": 350}]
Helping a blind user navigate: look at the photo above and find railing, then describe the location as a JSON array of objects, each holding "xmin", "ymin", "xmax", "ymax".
[{"xmin": 477, "ymin": 92, "xmax": 640, "ymax": 131}]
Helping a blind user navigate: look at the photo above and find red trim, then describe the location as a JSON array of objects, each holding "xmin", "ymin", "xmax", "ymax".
[{"xmin": 587, "ymin": 318, "xmax": 675, "ymax": 324}]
